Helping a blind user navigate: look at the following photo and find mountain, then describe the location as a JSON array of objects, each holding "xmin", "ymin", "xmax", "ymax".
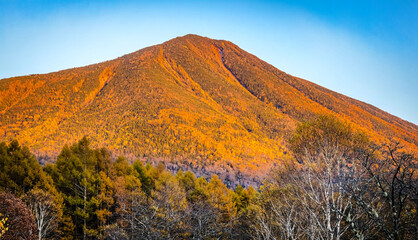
[{"xmin": 1, "ymin": 34, "xmax": 417, "ymax": 183}]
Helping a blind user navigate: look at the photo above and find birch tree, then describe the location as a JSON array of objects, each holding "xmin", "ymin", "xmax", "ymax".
[
  {"xmin": 287, "ymin": 115, "xmax": 368, "ymax": 240},
  {"xmin": 250, "ymin": 181, "xmax": 304, "ymax": 240},
  {"xmin": 23, "ymin": 189, "xmax": 61, "ymax": 240}
]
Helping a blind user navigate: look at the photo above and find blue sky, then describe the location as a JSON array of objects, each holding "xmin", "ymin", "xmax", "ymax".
[{"xmin": 1, "ymin": 0, "xmax": 417, "ymax": 124}]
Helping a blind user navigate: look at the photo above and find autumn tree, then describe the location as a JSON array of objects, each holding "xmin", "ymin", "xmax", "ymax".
[
  {"xmin": 232, "ymin": 184, "xmax": 257, "ymax": 238},
  {"xmin": 152, "ymin": 170, "xmax": 189, "ymax": 238},
  {"xmin": 233, "ymin": 185, "xmax": 256, "ymax": 213},
  {"xmin": 132, "ymin": 160, "xmax": 155, "ymax": 198},
  {"xmin": 204, "ymin": 175, "xmax": 238, "ymax": 238},
  {"xmin": 93, "ymin": 147, "xmax": 116, "ymax": 239},
  {"xmin": 183, "ymin": 175, "xmax": 222, "ymax": 239},
  {"xmin": 113, "ymin": 157, "xmax": 143, "ymax": 239},
  {"xmin": 249, "ymin": 115, "xmax": 370, "ymax": 239},
  {"xmin": 249, "ymin": 177, "xmax": 305, "ymax": 240},
  {"xmin": 284, "ymin": 115, "xmax": 368, "ymax": 239},
  {"xmin": 0, "ymin": 137, "xmax": 275, "ymax": 239},
  {"xmin": 117, "ymin": 162, "xmax": 190, "ymax": 239},
  {"xmin": 0, "ymin": 191, "xmax": 37, "ymax": 240},
  {"xmin": 23, "ymin": 189, "xmax": 62, "ymax": 240}
]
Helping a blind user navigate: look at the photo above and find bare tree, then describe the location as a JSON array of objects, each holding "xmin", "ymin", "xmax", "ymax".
[
  {"xmin": 281, "ymin": 116, "xmax": 417, "ymax": 240},
  {"xmin": 301, "ymin": 142, "xmax": 353, "ymax": 239},
  {"xmin": 268, "ymin": 142, "xmax": 353, "ymax": 240},
  {"xmin": 346, "ymin": 143, "xmax": 417, "ymax": 240},
  {"xmin": 251, "ymin": 204, "xmax": 278, "ymax": 240},
  {"xmin": 115, "ymin": 175, "xmax": 152, "ymax": 239},
  {"xmin": 279, "ymin": 115, "xmax": 370, "ymax": 240},
  {"xmin": 269, "ymin": 185, "xmax": 304, "ymax": 240},
  {"xmin": 187, "ymin": 201, "xmax": 224, "ymax": 240},
  {"xmin": 23, "ymin": 189, "xmax": 61, "ymax": 240},
  {"xmin": 250, "ymin": 181, "xmax": 304, "ymax": 240},
  {"xmin": 117, "ymin": 189, "xmax": 155, "ymax": 239}
]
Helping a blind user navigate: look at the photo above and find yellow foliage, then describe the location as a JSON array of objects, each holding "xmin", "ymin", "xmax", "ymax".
[{"xmin": 0, "ymin": 213, "xmax": 8, "ymax": 239}]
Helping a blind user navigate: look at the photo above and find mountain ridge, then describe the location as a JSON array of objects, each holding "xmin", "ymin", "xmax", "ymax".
[{"xmin": 1, "ymin": 34, "xmax": 416, "ymax": 183}]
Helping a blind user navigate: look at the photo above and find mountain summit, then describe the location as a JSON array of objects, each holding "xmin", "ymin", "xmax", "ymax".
[{"xmin": 1, "ymin": 34, "xmax": 417, "ymax": 182}]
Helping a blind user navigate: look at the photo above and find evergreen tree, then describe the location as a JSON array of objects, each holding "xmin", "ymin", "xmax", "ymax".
[
  {"xmin": 133, "ymin": 160, "xmax": 155, "ymax": 198},
  {"xmin": 0, "ymin": 140, "xmax": 55, "ymax": 196},
  {"xmin": 50, "ymin": 137, "xmax": 115, "ymax": 239}
]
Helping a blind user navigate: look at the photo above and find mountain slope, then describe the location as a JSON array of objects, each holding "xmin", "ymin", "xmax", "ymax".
[{"xmin": 1, "ymin": 34, "xmax": 416, "ymax": 182}]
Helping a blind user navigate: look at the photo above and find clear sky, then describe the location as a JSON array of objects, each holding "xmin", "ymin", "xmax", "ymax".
[{"xmin": 1, "ymin": 0, "xmax": 417, "ymax": 124}]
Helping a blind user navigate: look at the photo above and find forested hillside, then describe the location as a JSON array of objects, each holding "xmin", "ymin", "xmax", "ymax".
[
  {"xmin": 0, "ymin": 116, "xmax": 416, "ymax": 239},
  {"xmin": 0, "ymin": 34, "xmax": 417, "ymax": 183}
]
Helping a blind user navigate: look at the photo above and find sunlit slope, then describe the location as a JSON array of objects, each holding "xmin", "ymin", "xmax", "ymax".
[{"xmin": 0, "ymin": 34, "xmax": 416, "ymax": 176}]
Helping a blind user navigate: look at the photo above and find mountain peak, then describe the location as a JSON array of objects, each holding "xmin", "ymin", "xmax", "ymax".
[
  {"xmin": 158, "ymin": 34, "xmax": 233, "ymax": 52},
  {"xmin": 171, "ymin": 34, "xmax": 218, "ymax": 42}
]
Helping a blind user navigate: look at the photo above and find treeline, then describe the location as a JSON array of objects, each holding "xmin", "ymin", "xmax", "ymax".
[
  {"xmin": 0, "ymin": 137, "xmax": 256, "ymax": 240},
  {"xmin": 0, "ymin": 115, "xmax": 416, "ymax": 240}
]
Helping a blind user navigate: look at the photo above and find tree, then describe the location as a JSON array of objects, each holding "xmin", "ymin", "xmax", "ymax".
[
  {"xmin": 345, "ymin": 143, "xmax": 417, "ymax": 240},
  {"xmin": 250, "ymin": 179, "xmax": 305, "ymax": 240},
  {"xmin": 285, "ymin": 115, "xmax": 367, "ymax": 240},
  {"xmin": 233, "ymin": 185, "xmax": 256, "ymax": 213},
  {"xmin": 50, "ymin": 137, "xmax": 115, "ymax": 239},
  {"xmin": 152, "ymin": 171, "xmax": 189, "ymax": 239},
  {"xmin": 232, "ymin": 185, "xmax": 257, "ymax": 239},
  {"xmin": 117, "ymin": 163, "xmax": 189, "ymax": 239},
  {"xmin": 185, "ymin": 176, "xmax": 223, "ymax": 239},
  {"xmin": 259, "ymin": 115, "xmax": 417, "ymax": 240},
  {"xmin": 114, "ymin": 156, "xmax": 132, "ymax": 177},
  {"xmin": 0, "ymin": 140, "xmax": 55, "ymax": 196},
  {"xmin": 132, "ymin": 160, "xmax": 155, "ymax": 198},
  {"xmin": 93, "ymin": 147, "xmax": 116, "ymax": 239},
  {"xmin": 114, "ymin": 170, "xmax": 144, "ymax": 239},
  {"xmin": 206, "ymin": 175, "xmax": 237, "ymax": 238},
  {"xmin": 23, "ymin": 189, "xmax": 62, "ymax": 240},
  {"xmin": 0, "ymin": 191, "xmax": 37, "ymax": 240},
  {"xmin": 0, "ymin": 140, "xmax": 66, "ymax": 239},
  {"xmin": 248, "ymin": 115, "xmax": 372, "ymax": 239}
]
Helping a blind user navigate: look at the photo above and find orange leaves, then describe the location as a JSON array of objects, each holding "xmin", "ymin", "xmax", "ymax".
[
  {"xmin": 72, "ymin": 78, "xmax": 85, "ymax": 93},
  {"xmin": 0, "ymin": 34, "xmax": 416, "ymax": 181}
]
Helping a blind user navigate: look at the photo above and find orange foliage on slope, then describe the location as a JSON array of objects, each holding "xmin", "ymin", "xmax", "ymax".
[{"xmin": 0, "ymin": 34, "xmax": 416, "ymax": 181}]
